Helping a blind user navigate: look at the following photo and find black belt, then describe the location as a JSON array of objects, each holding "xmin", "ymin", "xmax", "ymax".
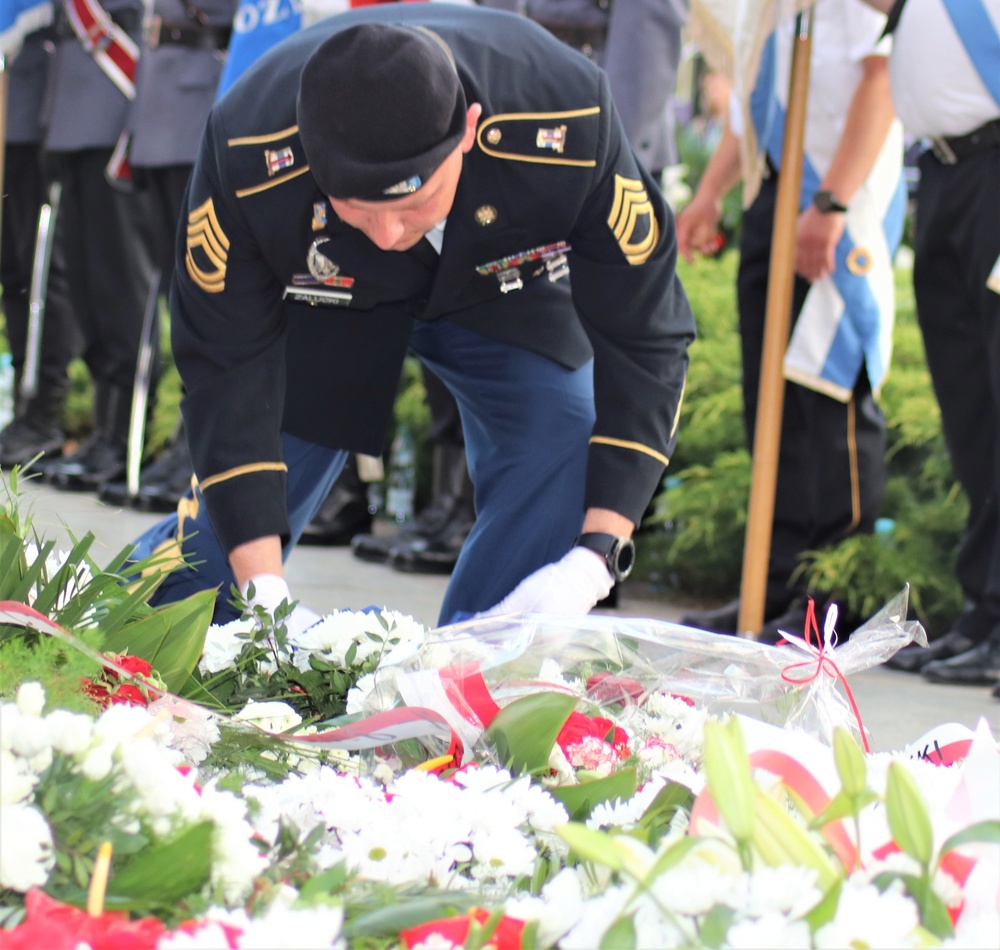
[
  {"xmin": 928, "ymin": 117, "xmax": 1000, "ymax": 164},
  {"xmin": 532, "ymin": 19, "xmax": 607, "ymax": 56},
  {"xmin": 145, "ymin": 16, "xmax": 231, "ymax": 50}
]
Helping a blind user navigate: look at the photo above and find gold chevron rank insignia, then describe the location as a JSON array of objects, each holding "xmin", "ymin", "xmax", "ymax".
[
  {"xmin": 608, "ymin": 174, "xmax": 659, "ymax": 265},
  {"xmin": 186, "ymin": 197, "xmax": 230, "ymax": 293}
]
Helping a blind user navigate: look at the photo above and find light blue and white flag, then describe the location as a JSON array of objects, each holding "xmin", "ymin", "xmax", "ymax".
[
  {"xmin": 749, "ymin": 6, "xmax": 906, "ymax": 401},
  {"xmin": 1, "ymin": 0, "xmax": 52, "ymax": 57},
  {"xmin": 216, "ymin": 0, "xmax": 302, "ymax": 98}
]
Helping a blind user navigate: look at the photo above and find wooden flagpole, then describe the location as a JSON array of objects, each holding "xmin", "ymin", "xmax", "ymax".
[{"xmin": 737, "ymin": 8, "xmax": 814, "ymax": 638}]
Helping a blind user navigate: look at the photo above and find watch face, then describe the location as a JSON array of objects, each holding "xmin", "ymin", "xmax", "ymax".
[{"xmin": 613, "ymin": 538, "xmax": 636, "ymax": 581}]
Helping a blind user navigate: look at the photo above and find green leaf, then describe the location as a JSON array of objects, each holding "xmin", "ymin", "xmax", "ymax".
[
  {"xmin": 804, "ymin": 878, "xmax": 842, "ymax": 932},
  {"xmin": 703, "ymin": 719, "xmax": 754, "ymax": 841},
  {"xmin": 832, "ymin": 727, "xmax": 867, "ymax": 798},
  {"xmin": 549, "ymin": 768, "xmax": 638, "ymax": 822},
  {"xmin": 939, "ymin": 819, "xmax": 1000, "ymax": 858},
  {"xmin": 484, "ymin": 691, "xmax": 577, "ymax": 776},
  {"xmin": 635, "ymin": 781, "xmax": 695, "ymax": 844},
  {"xmin": 556, "ymin": 823, "xmax": 625, "ymax": 871},
  {"xmin": 809, "ymin": 788, "xmax": 877, "ymax": 831},
  {"xmin": 297, "ymin": 864, "xmax": 350, "ymax": 902},
  {"xmin": 101, "ymin": 589, "xmax": 215, "ymax": 692},
  {"xmin": 885, "ymin": 762, "xmax": 934, "ymax": 867},
  {"xmin": 344, "ymin": 893, "xmax": 478, "ymax": 939},
  {"xmin": 872, "ymin": 872, "xmax": 954, "ymax": 940},
  {"xmin": 106, "ymin": 821, "xmax": 213, "ymax": 902},
  {"xmin": 599, "ymin": 913, "xmax": 636, "ymax": 949},
  {"xmin": 699, "ymin": 904, "xmax": 736, "ymax": 948}
]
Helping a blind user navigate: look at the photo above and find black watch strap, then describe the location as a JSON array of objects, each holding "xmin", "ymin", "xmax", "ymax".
[
  {"xmin": 812, "ymin": 189, "xmax": 849, "ymax": 214},
  {"xmin": 573, "ymin": 532, "xmax": 636, "ymax": 582}
]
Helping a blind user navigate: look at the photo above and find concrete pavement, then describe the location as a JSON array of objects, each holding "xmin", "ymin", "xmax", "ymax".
[{"xmin": 8, "ymin": 476, "xmax": 998, "ymax": 754}]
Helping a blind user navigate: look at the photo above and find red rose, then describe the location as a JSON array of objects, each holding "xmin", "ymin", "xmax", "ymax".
[
  {"xmin": 557, "ymin": 711, "xmax": 630, "ymax": 760},
  {"xmin": 401, "ymin": 908, "xmax": 525, "ymax": 949}
]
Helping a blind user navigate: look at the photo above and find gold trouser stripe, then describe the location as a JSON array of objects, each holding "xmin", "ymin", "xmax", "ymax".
[
  {"xmin": 199, "ymin": 461, "xmax": 288, "ymax": 492},
  {"xmin": 846, "ymin": 397, "xmax": 861, "ymax": 533},
  {"xmin": 140, "ymin": 476, "xmax": 202, "ymax": 579},
  {"xmin": 590, "ymin": 435, "xmax": 669, "ymax": 467},
  {"xmin": 670, "ymin": 376, "xmax": 687, "ymax": 439}
]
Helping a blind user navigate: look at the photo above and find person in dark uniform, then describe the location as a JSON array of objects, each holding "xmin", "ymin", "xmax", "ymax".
[
  {"xmin": 128, "ymin": 3, "xmax": 694, "ymax": 629},
  {"xmin": 480, "ymin": 0, "xmax": 689, "ymax": 185},
  {"xmin": 864, "ymin": 0, "xmax": 1000, "ymax": 693},
  {"xmin": 39, "ymin": 0, "xmax": 160, "ymax": 493},
  {"xmin": 0, "ymin": 25, "xmax": 81, "ymax": 470},
  {"xmin": 97, "ymin": 0, "xmax": 237, "ymax": 513}
]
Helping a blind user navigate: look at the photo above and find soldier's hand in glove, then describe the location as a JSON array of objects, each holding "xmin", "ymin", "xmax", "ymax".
[
  {"xmin": 241, "ymin": 573, "xmax": 322, "ymax": 642},
  {"xmin": 476, "ymin": 547, "xmax": 613, "ymax": 618}
]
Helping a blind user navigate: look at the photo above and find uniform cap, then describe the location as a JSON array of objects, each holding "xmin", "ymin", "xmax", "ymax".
[{"xmin": 297, "ymin": 22, "xmax": 467, "ymax": 201}]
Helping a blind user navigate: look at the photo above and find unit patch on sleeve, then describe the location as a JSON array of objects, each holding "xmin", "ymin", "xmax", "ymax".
[
  {"xmin": 607, "ymin": 174, "xmax": 659, "ymax": 266},
  {"xmin": 186, "ymin": 197, "xmax": 230, "ymax": 293}
]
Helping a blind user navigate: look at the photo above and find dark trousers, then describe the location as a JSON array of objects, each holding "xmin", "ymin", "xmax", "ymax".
[
  {"xmin": 737, "ymin": 174, "xmax": 887, "ymax": 606},
  {"xmin": 46, "ymin": 149, "xmax": 158, "ymax": 395},
  {"xmin": 913, "ymin": 146, "xmax": 1000, "ymax": 630},
  {"xmin": 130, "ymin": 320, "xmax": 594, "ymax": 627},
  {"xmin": 0, "ymin": 144, "xmax": 80, "ymax": 387}
]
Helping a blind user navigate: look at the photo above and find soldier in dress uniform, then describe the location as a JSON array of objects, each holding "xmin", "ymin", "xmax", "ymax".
[
  {"xmin": 479, "ymin": 0, "xmax": 689, "ymax": 185},
  {"xmin": 128, "ymin": 4, "xmax": 695, "ymax": 630},
  {"xmin": 865, "ymin": 0, "xmax": 1000, "ymax": 692},
  {"xmin": 97, "ymin": 0, "xmax": 238, "ymax": 513},
  {"xmin": 0, "ymin": 25, "xmax": 81, "ymax": 469},
  {"xmin": 39, "ymin": 0, "xmax": 159, "ymax": 492}
]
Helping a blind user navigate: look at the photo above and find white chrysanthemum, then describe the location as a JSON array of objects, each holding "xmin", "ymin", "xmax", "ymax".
[
  {"xmin": 560, "ymin": 883, "xmax": 636, "ymax": 949},
  {"xmin": 231, "ymin": 903, "xmax": 345, "ymax": 949},
  {"xmin": 199, "ymin": 782, "xmax": 269, "ymax": 904},
  {"xmin": 289, "ymin": 608, "xmax": 424, "ymax": 671},
  {"xmin": 505, "ymin": 867, "xmax": 586, "ymax": 946},
  {"xmin": 814, "ymin": 878, "xmax": 921, "ymax": 949},
  {"xmin": 738, "ymin": 865, "xmax": 822, "ymax": 919},
  {"xmin": 120, "ymin": 738, "xmax": 199, "ymax": 834},
  {"xmin": 587, "ymin": 775, "xmax": 668, "ymax": 830},
  {"xmin": 8, "ymin": 703, "xmax": 52, "ymax": 766},
  {"xmin": 345, "ymin": 673, "xmax": 377, "ymax": 715},
  {"xmin": 468, "ymin": 828, "xmax": 538, "ymax": 882},
  {"xmin": 199, "ymin": 618, "xmax": 255, "ymax": 674},
  {"xmin": 0, "ymin": 803, "xmax": 54, "ymax": 891},
  {"xmin": 79, "ymin": 703, "xmax": 169, "ymax": 781},
  {"xmin": 15, "ymin": 682, "xmax": 46, "ymax": 718},
  {"xmin": 725, "ymin": 913, "xmax": 812, "ymax": 949},
  {"xmin": 45, "ymin": 708, "xmax": 95, "ymax": 756},
  {"xmin": 234, "ymin": 700, "xmax": 303, "ymax": 735},
  {"xmin": 146, "ymin": 696, "xmax": 221, "ymax": 765},
  {"xmin": 0, "ymin": 747, "xmax": 37, "ymax": 804}
]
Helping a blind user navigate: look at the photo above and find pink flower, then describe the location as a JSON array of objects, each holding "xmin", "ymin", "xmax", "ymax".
[
  {"xmin": 556, "ymin": 712, "xmax": 630, "ymax": 760},
  {"xmin": 637, "ymin": 735, "xmax": 680, "ymax": 767}
]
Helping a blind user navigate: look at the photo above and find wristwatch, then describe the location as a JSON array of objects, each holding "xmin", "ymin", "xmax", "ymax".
[
  {"xmin": 574, "ymin": 532, "xmax": 636, "ymax": 582},
  {"xmin": 812, "ymin": 189, "xmax": 849, "ymax": 214}
]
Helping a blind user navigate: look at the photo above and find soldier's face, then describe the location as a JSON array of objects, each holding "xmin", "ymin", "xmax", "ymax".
[{"xmin": 328, "ymin": 103, "xmax": 482, "ymax": 253}]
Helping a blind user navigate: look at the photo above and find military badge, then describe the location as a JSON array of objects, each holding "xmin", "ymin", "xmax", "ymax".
[
  {"xmin": 265, "ymin": 146, "xmax": 295, "ymax": 177},
  {"xmin": 608, "ymin": 175, "xmax": 659, "ymax": 265},
  {"xmin": 846, "ymin": 246, "xmax": 873, "ymax": 276},
  {"xmin": 312, "ymin": 201, "xmax": 328, "ymax": 231},
  {"xmin": 291, "ymin": 236, "xmax": 355, "ymax": 290},
  {"xmin": 475, "ymin": 205, "xmax": 498, "ymax": 226},
  {"xmin": 476, "ymin": 242, "xmax": 571, "ymax": 293},
  {"xmin": 383, "ymin": 175, "xmax": 422, "ymax": 197},
  {"xmin": 185, "ymin": 197, "xmax": 229, "ymax": 293},
  {"xmin": 536, "ymin": 125, "xmax": 567, "ymax": 153}
]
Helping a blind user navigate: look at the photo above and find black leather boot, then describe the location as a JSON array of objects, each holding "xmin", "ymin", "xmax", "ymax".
[
  {"xmin": 389, "ymin": 444, "xmax": 475, "ymax": 575},
  {"xmin": 99, "ymin": 421, "xmax": 194, "ymax": 512},
  {"xmin": 353, "ymin": 442, "xmax": 468, "ymax": 565},
  {"xmin": 299, "ymin": 456, "xmax": 373, "ymax": 546},
  {"xmin": 47, "ymin": 385, "xmax": 130, "ymax": 492},
  {"xmin": 0, "ymin": 374, "xmax": 68, "ymax": 469}
]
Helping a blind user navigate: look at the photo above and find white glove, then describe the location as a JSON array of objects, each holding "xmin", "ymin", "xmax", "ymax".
[
  {"xmin": 476, "ymin": 547, "xmax": 614, "ymax": 618},
  {"xmin": 241, "ymin": 573, "xmax": 322, "ymax": 640}
]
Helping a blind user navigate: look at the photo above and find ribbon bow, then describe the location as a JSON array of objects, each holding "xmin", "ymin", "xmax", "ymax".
[{"xmin": 779, "ymin": 599, "xmax": 871, "ymax": 753}]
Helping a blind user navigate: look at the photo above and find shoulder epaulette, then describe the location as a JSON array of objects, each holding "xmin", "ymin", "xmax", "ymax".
[
  {"xmin": 227, "ymin": 125, "xmax": 311, "ymax": 198},
  {"xmin": 476, "ymin": 107, "xmax": 600, "ymax": 168}
]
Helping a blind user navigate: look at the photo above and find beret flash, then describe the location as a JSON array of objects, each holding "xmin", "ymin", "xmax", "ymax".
[{"xmin": 296, "ymin": 22, "xmax": 468, "ymax": 201}]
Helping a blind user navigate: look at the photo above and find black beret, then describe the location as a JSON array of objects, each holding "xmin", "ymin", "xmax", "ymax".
[{"xmin": 296, "ymin": 22, "xmax": 468, "ymax": 201}]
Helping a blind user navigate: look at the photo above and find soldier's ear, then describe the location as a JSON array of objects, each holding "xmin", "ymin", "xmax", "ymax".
[{"xmin": 461, "ymin": 103, "xmax": 484, "ymax": 153}]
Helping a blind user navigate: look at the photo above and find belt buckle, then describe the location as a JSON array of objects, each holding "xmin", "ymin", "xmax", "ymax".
[
  {"xmin": 929, "ymin": 136, "xmax": 958, "ymax": 165},
  {"xmin": 145, "ymin": 14, "xmax": 162, "ymax": 48}
]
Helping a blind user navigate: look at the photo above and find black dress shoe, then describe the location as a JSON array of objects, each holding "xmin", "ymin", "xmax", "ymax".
[
  {"xmin": 0, "ymin": 416, "xmax": 65, "ymax": 468},
  {"xmin": 680, "ymin": 596, "xmax": 793, "ymax": 635},
  {"xmin": 886, "ymin": 628, "xmax": 978, "ymax": 674},
  {"xmin": 47, "ymin": 435, "xmax": 127, "ymax": 492},
  {"xmin": 922, "ymin": 637, "xmax": 1000, "ymax": 687},
  {"xmin": 299, "ymin": 482, "xmax": 372, "ymax": 546}
]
